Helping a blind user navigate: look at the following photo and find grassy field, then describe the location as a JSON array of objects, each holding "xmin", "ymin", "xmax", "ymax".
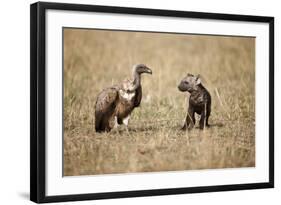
[{"xmin": 63, "ymin": 28, "xmax": 255, "ymax": 176}]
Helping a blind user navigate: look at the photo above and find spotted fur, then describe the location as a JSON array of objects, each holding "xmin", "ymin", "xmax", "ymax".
[{"xmin": 178, "ymin": 73, "xmax": 211, "ymax": 130}]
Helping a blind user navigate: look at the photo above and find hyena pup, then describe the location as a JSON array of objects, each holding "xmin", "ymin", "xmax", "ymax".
[{"xmin": 178, "ymin": 73, "xmax": 211, "ymax": 130}]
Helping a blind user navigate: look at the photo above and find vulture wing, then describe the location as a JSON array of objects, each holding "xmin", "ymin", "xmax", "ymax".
[
  {"xmin": 134, "ymin": 85, "xmax": 142, "ymax": 107},
  {"xmin": 95, "ymin": 87, "xmax": 119, "ymax": 132}
]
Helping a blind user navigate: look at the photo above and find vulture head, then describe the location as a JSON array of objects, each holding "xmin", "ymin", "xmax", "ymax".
[{"xmin": 133, "ymin": 64, "xmax": 152, "ymax": 75}]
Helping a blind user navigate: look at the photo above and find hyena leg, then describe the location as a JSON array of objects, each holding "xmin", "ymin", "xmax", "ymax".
[
  {"xmin": 199, "ymin": 113, "xmax": 206, "ymax": 130},
  {"xmin": 182, "ymin": 107, "xmax": 194, "ymax": 130},
  {"xmin": 206, "ymin": 104, "xmax": 211, "ymax": 127},
  {"xmin": 191, "ymin": 112, "xmax": 196, "ymax": 126},
  {"xmin": 205, "ymin": 115, "xmax": 210, "ymax": 127},
  {"xmin": 199, "ymin": 104, "xmax": 208, "ymax": 129}
]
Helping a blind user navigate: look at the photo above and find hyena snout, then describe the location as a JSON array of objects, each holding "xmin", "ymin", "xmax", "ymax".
[
  {"xmin": 178, "ymin": 80, "xmax": 194, "ymax": 92},
  {"xmin": 178, "ymin": 82, "xmax": 187, "ymax": 92},
  {"xmin": 178, "ymin": 73, "xmax": 201, "ymax": 93}
]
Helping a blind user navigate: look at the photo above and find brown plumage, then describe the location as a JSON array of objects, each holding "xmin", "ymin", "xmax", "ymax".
[{"xmin": 95, "ymin": 64, "xmax": 152, "ymax": 132}]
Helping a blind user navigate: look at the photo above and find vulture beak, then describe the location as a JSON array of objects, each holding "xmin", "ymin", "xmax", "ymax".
[{"xmin": 145, "ymin": 67, "xmax": 152, "ymax": 75}]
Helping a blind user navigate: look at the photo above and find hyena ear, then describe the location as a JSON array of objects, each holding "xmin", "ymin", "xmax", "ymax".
[
  {"xmin": 187, "ymin": 73, "xmax": 193, "ymax": 77},
  {"xmin": 195, "ymin": 74, "xmax": 201, "ymax": 85}
]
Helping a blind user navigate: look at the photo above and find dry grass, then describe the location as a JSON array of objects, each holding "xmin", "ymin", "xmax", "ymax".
[{"xmin": 63, "ymin": 29, "xmax": 255, "ymax": 176}]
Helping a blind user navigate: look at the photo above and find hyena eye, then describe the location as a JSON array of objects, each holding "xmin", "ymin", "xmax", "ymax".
[{"xmin": 184, "ymin": 81, "xmax": 189, "ymax": 85}]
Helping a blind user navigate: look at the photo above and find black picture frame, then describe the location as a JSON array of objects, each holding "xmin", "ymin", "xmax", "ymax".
[{"xmin": 30, "ymin": 1, "xmax": 274, "ymax": 203}]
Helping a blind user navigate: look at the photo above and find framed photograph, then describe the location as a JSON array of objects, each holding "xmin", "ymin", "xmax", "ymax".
[{"xmin": 30, "ymin": 1, "xmax": 274, "ymax": 203}]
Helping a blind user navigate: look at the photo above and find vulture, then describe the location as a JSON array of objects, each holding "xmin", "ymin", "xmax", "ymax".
[{"xmin": 95, "ymin": 64, "xmax": 152, "ymax": 132}]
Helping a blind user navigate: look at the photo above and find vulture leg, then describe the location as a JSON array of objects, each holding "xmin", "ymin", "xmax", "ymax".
[
  {"xmin": 123, "ymin": 115, "xmax": 130, "ymax": 126},
  {"xmin": 123, "ymin": 115, "xmax": 130, "ymax": 133},
  {"xmin": 113, "ymin": 116, "xmax": 119, "ymax": 128}
]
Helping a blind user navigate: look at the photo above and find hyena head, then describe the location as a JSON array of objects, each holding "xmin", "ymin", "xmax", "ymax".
[{"xmin": 178, "ymin": 73, "xmax": 201, "ymax": 93}]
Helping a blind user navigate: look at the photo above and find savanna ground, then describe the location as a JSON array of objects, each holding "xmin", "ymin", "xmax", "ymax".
[{"xmin": 63, "ymin": 28, "xmax": 255, "ymax": 176}]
